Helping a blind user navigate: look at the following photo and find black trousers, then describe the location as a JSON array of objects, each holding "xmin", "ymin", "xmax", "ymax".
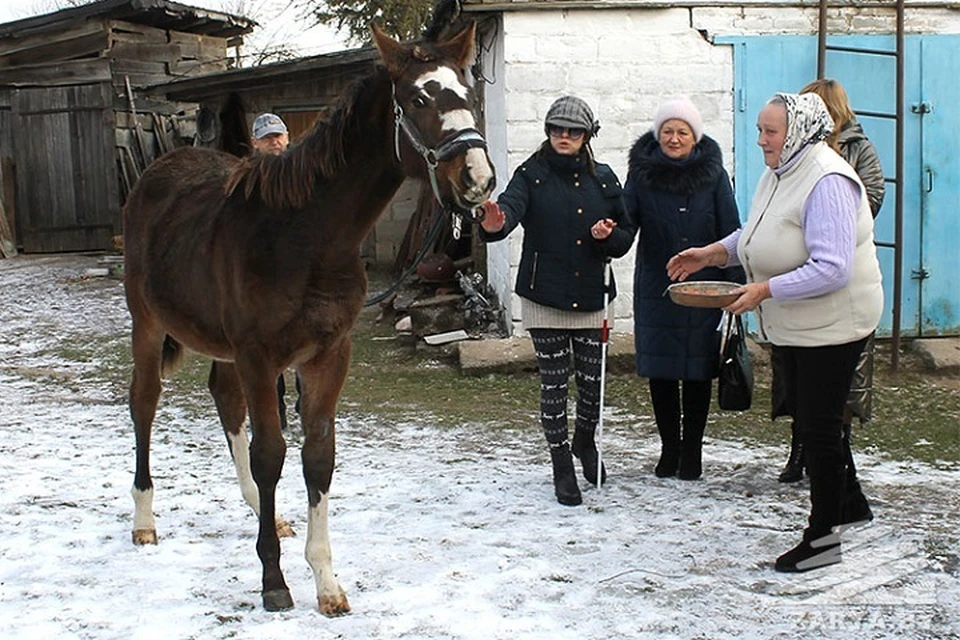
[
  {"xmin": 529, "ymin": 329, "xmax": 603, "ymax": 446},
  {"xmin": 773, "ymin": 336, "xmax": 869, "ymax": 538},
  {"xmin": 648, "ymin": 377, "xmax": 712, "ymax": 443}
]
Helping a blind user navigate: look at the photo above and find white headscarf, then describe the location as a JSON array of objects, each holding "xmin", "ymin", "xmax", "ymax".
[{"xmin": 771, "ymin": 92, "xmax": 835, "ymax": 168}]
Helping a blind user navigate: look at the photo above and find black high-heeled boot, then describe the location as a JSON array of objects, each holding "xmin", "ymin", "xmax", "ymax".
[
  {"xmin": 778, "ymin": 421, "xmax": 805, "ymax": 483},
  {"xmin": 572, "ymin": 430, "xmax": 607, "ymax": 486},
  {"xmin": 549, "ymin": 442, "xmax": 582, "ymax": 506}
]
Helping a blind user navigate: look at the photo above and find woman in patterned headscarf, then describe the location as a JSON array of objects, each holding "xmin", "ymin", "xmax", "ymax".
[{"xmin": 665, "ymin": 92, "xmax": 883, "ymax": 573}]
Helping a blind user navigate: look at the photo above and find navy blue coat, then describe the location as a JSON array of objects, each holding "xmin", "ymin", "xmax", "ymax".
[
  {"xmin": 481, "ymin": 146, "xmax": 633, "ymax": 312},
  {"xmin": 623, "ymin": 133, "xmax": 744, "ymax": 380}
]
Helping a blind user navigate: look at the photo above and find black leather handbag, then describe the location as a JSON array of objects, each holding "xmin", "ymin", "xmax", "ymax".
[{"xmin": 718, "ymin": 313, "xmax": 753, "ymax": 411}]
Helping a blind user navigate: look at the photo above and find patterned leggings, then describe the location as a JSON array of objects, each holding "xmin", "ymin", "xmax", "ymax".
[{"xmin": 529, "ymin": 328, "xmax": 603, "ymax": 446}]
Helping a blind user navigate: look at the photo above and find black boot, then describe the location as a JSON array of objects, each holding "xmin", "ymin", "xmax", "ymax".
[
  {"xmin": 678, "ymin": 418, "xmax": 706, "ymax": 481},
  {"xmin": 778, "ymin": 421, "xmax": 805, "ymax": 483},
  {"xmin": 572, "ymin": 430, "xmax": 607, "ymax": 486},
  {"xmin": 649, "ymin": 379, "xmax": 681, "ymax": 478},
  {"xmin": 654, "ymin": 418, "xmax": 681, "ymax": 478},
  {"xmin": 840, "ymin": 423, "xmax": 874, "ymax": 527},
  {"xmin": 775, "ymin": 529, "xmax": 842, "ymax": 573},
  {"xmin": 549, "ymin": 442, "xmax": 582, "ymax": 506},
  {"xmin": 678, "ymin": 439, "xmax": 702, "ymax": 480}
]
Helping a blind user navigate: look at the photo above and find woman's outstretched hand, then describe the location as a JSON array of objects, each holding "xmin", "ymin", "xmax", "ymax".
[
  {"xmin": 667, "ymin": 246, "xmax": 718, "ymax": 282},
  {"xmin": 591, "ymin": 218, "xmax": 617, "ymax": 240},
  {"xmin": 479, "ymin": 200, "xmax": 505, "ymax": 233}
]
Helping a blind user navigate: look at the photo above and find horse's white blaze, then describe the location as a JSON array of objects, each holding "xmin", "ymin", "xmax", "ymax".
[
  {"xmin": 414, "ymin": 67, "xmax": 468, "ymax": 100},
  {"xmin": 228, "ymin": 428, "xmax": 260, "ymax": 515},
  {"xmin": 440, "ymin": 108, "xmax": 476, "ymax": 132},
  {"xmin": 131, "ymin": 486, "xmax": 155, "ymax": 532},
  {"xmin": 464, "ymin": 148, "xmax": 495, "ymax": 200},
  {"xmin": 305, "ymin": 494, "xmax": 339, "ymax": 600}
]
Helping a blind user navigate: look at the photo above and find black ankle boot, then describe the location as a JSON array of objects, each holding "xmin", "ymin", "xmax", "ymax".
[
  {"xmin": 655, "ymin": 447, "xmax": 679, "ymax": 478},
  {"xmin": 841, "ymin": 484, "xmax": 874, "ymax": 527},
  {"xmin": 572, "ymin": 431, "xmax": 607, "ymax": 486},
  {"xmin": 775, "ymin": 530, "xmax": 842, "ymax": 572},
  {"xmin": 654, "ymin": 423, "xmax": 680, "ymax": 478},
  {"xmin": 550, "ymin": 442, "xmax": 582, "ymax": 506},
  {"xmin": 678, "ymin": 439, "xmax": 702, "ymax": 480},
  {"xmin": 778, "ymin": 422, "xmax": 805, "ymax": 483}
]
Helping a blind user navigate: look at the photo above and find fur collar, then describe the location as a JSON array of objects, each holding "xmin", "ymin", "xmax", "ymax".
[{"xmin": 627, "ymin": 132, "xmax": 724, "ymax": 195}]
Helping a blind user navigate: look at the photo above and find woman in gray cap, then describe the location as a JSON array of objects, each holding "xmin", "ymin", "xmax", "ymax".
[{"xmin": 478, "ymin": 96, "xmax": 633, "ymax": 506}]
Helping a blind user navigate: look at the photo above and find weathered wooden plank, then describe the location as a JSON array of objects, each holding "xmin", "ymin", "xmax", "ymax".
[
  {"xmin": 13, "ymin": 83, "xmax": 111, "ymax": 114},
  {"xmin": 0, "ymin": 157, "xmax": 14, "ymax": 246},
  {"xmin": 0, "ymin": 156, "xmax": 16, "ymax": 257},
  {"xmin": 12, "ymin": 83, "xmax": 119, "ymax": 252},
  {"xmin": 109, "ymin": 41, "xmax": 182, "ymax": 64},
  {"xmin": 111, "ymin": 71, "xmax": 171, "ymax": 89},
  {"xmin": 0, "ymin": 20, "xmax": 107, "ymax": 62},
  {"xmin": 0, "ymin": 59, "xmax": 111, "ymax": 88},
  {"xmin": 111, "ymin": 57, "xmax": 168, "ymax": 74},
  {"xmin": 107, "ymin": 20, "xmax": 168, "ymax": 44},
  {"xmin": 168, "ymin": 57, "xmax": 228, "ymax": 77},
  {"xmin": 0, "ymin": 31, "xmax": 110, "ymax": 69}
]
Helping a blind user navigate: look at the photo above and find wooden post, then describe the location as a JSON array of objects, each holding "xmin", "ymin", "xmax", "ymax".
[{"xmin": 0, "ymin": 157, "xmax": 16, "ymax": 257}]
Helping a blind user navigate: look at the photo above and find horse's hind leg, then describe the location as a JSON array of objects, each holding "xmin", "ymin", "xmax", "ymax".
[
  {"xmin": 208, "ymin": 361, "xmax": 294, "ymax": 538},
  {"xmin": 298, "ymin": 338, "xmax": 352, "ymax": 616},
  {"xmin": 130, "ymin": 322, "xmax": 164, "ymax": 545}
]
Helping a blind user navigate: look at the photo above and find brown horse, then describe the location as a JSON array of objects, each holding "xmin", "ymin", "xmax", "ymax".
[{"xmin": 122, "ymin": 23, "xmax": 495, "ymax": 614}]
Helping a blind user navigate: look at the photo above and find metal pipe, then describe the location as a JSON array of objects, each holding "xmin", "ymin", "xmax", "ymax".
[{"xmin": 892, "ymin": 0, "xmax": 905, "ymax": 373}]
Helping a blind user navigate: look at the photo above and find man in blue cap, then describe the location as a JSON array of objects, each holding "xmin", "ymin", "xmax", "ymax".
[{"xmin": 251, "ymin": 112, "xmax": 289, "ymax": 156}]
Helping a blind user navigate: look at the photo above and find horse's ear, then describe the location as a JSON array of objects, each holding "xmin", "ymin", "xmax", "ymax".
[
  {"xmin": 436, "ymin": 21, "xmax": 476, "ymax": 71},
  {"xmin": 371, "ymin": 23, "xmax": 408, "ymax": 78}
]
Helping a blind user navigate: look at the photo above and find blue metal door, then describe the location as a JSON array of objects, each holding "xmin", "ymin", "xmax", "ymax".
[
  {"xmin": 717, "ymin": 34, "xmax": 951, "ymax": 336},
  {"xmin": 918, "ymin": 37, "xmax": 960, "ymax": 335}
]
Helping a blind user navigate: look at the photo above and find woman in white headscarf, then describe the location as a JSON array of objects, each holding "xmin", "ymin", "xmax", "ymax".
[{"xmin": 666, "ymin": 92, "xmax": 883, "ymax": 573}]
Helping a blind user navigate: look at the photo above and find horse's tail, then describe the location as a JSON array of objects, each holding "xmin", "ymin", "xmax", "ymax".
[{"xmin": 160, "ymin": 335, "xmax": 186, "ymax": 377}]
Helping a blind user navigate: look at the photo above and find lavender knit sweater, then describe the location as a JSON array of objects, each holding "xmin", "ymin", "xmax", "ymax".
[{"xmin": 720, "ymin": 160, "xmax": 860, "ymax": 301}]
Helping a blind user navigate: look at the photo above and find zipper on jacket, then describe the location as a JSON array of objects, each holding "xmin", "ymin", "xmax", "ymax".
[{"xmin": 530, "ymin": 251, "xmax": 539, "ymax": 290}]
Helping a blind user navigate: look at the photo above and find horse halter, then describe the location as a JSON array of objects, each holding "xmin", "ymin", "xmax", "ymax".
[{"xmin": 392, "ymin": 84, "xmax": 489, "ymax": 209}]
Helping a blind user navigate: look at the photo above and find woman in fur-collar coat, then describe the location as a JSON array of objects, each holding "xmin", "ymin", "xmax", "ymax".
[{"xmin": 623, "ymin": 97, "xmax": 744, "ymax": 481}]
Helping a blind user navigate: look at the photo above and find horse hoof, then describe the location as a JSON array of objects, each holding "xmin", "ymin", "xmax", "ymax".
[
  {"xmin": 132, "ymin": 529, "xmax": 158, "ymax": 545},
  {"xmin": 318, "ymin": 591, "xmax": 351, "ymax": 617},
  {"xmin": 275, "ymin": 518, "xmax": 295, "ymax": 538},
  {"xmin": 262, "ymin": 589, "xmax": 294, "ymax": 611}
]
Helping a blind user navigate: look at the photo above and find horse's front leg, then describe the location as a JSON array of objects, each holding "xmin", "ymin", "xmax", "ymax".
[
  {"xmin": 208, "ymin": 361, "xmax": 294, "ymax": 538},
  {"xmin": 298, "ymin": 338, "xmax": 352, "ymax": 616},
  {"xmin": 237, "ymin": 354, "xmax": 293, "ymax": 612}
]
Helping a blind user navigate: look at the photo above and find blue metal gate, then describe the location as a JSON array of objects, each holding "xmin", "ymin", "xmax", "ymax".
[{"xmin": 717, "ymin": 34, "xmax": 959, "ymax": 336}]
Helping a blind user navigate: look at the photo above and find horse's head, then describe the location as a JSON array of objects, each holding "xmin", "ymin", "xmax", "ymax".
[{"xmin": 373, "ymin": 22, "xmax": 496, "ymax": 214}]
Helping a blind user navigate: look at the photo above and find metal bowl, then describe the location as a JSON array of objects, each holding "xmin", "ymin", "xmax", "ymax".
[{"xmin": 667, "ymin": 281, "xmax": 741, "ymax": 308}]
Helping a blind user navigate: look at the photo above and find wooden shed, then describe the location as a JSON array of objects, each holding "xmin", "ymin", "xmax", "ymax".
[{"xmin": 0, "ymin": 0, "xmax": 255, "ymax": 254}]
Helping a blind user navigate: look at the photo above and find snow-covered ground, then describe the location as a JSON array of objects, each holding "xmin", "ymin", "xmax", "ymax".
[{"xmin": 1, "ymin": 254, "xmax": 957, "ymax": 639}]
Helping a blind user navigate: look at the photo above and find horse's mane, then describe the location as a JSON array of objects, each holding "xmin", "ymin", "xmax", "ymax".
[{"xmin": 224, "ymin": 65, "xmax": 389, "ymax": 211}]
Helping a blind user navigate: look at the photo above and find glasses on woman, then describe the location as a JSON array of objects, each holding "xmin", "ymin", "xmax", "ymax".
[{"xmin": 548, "ymin": 125, "xmax": 585, "ymax": 140}]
